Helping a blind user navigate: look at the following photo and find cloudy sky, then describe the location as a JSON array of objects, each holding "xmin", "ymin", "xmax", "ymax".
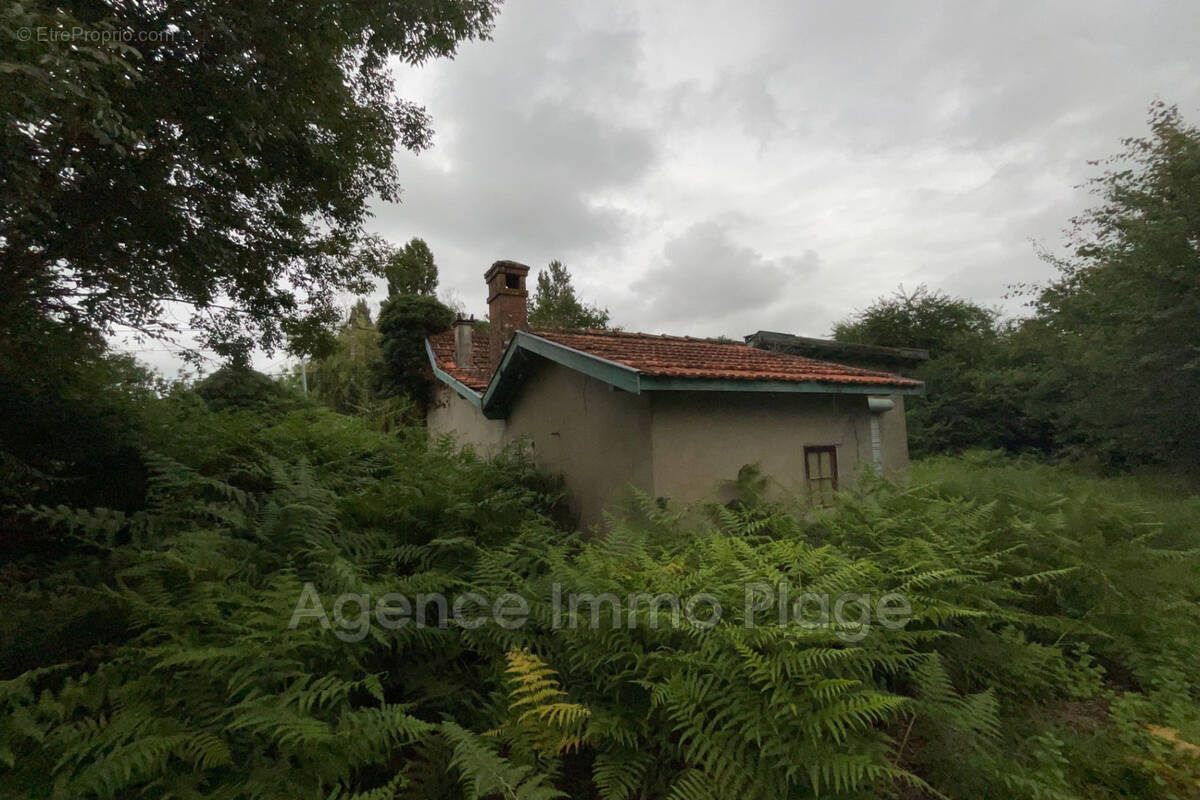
[
  {"xmin": 127, "ymin": 1, "xmax": 1200, "ymax": 372},
  {"xmin": 369, "ymin": 0, "xmax": 1199, "ymax": 341}
]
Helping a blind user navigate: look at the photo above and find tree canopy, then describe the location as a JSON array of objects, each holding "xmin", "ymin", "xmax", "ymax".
[
  {"xmin": 527, "ymin": 260, "xmax": 611, "ymax": 329},
  {"xmin": 831, "ymin": 286, "xmax": 1035, "ymax": 455},
  {"xmin": 374, "ymin": 294, "xmax": 455, "ymax": 408},
  {"xmin": 833, "ymin": 104, "xmax": 1200, "ymax": 469},
  {"xmin": 0, "ymin": 0, "xmax": 497, "ymax": 362},
  {"xmin": 832, "ymin": 285, "xmax": 998, "ymax": 355},
  {"xmin": 382, "ymin": 238, "xmax": 440, "ymax": 298},
  {"xmin": 1021, "ymin": 102, "xmax": 1200, "ymax": 468},
  {"xmin": 195, "ymin": 364, "xmax": 300, "ymax": 414},
  {"xmin": 305, "ymin": 299, "xmax": 382, "ymax": 415}
]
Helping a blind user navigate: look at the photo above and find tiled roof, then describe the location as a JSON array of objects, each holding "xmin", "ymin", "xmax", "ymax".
[
  {"xmin": 430, "ymin": 327, "xmax": 921, "ymax": 392},
  {"xmin": 428, "ymin": 329, "xmax": 492, "ymax": 391},
  {"xmin": 535, "ymin": 329, "xmax": 922, "ymax": 388}
]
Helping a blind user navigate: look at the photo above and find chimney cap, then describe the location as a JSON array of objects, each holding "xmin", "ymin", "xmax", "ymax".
[{"xmin": 483, "ymin": 260, "xmax": 531, "ymax": 281}]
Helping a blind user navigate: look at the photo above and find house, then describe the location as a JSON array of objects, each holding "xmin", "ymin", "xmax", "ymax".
[
  {"xmin": 426, "ymin": 261, "xmax": 924, "ymax": 528},
  {"xmin": 743, "ymin": 330, "xmax": 930, "ymax": 487}
]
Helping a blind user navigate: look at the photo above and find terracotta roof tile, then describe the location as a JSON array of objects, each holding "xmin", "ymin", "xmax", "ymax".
[
  {"xmin": 535, "ymin": 329, "xmax": 922, "ymax": 388},
  {"xmin": 428, "ymin": 329, "xmax": 492, "ymax": 391},
  {"xmin": 428, "ymin": 327, "xmax": 922, "ymax": 393}
]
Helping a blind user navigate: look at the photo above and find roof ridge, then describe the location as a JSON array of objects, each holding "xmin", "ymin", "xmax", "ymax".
[
  {"xmin": 432, "ymin": 326, "xmax": 924, "ymax": 396},
  {"xmin": 530, "ymin": 328, "xmax": 916, "ymax": 377},
  {"xmin": 532, "ymin": 327, "xmax": 747, "ymax": 345}
]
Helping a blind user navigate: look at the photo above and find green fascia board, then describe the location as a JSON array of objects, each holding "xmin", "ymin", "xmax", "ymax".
[
  {"xmin": 512, "ymin": 332, "xmax": 642, "ymax": 392},
  {"xmin": 478, "ymin": 331, "xmax": 923, "ymax": 419},
  {"xmin": 425, "ymin": 338, "xmax": 482, "ymax": 407},
  {"xmin": 481, "ymin": 331, "xmax": 642, "ymax": 418},
  {"xmin": 479, "ymin": 337, "xmax": 529, "ymax": 418},
  {"xmin": 636, "ymin": 375, "xmax": 925, "ymax": 396}
]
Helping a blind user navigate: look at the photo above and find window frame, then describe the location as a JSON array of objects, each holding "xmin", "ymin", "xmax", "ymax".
[{"xmin": 803, "ymin": 445, "xmax": 839, "ymax": 505}]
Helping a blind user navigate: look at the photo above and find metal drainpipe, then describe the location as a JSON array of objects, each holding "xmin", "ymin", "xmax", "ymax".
[{"xmin": 867, "ymin": 396, "xmax": 895, "ymax": 472}]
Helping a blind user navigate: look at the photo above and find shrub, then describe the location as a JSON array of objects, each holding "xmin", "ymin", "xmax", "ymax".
[{"xmin": 1, "ymin": 405, "xmax": 1197, "ymax": 799}]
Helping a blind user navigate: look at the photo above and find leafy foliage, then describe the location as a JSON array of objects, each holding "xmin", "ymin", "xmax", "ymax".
[
  {"xmin": 2, "ymin": 370, "xmax": 1197, "ymax": 800},
  {"xmin": 304, "ymin": 300, "xmax": 384, "ymax": 415},
  {"xmin": 832, "ymin": 285, "xmax": 1047, "ymax": 456},
  {"xmin": 0, "ymin": 349, "xmax": 154, "ymax": 525},
  {"xmin": 836, "ymin": 105, "xmax": 1200, "ymax": 471},
  {"xmin": 527, "ymin": 261, "xmax": 610, "ymax": 330},
  {"xmin": 833, "ymin": 284, "xmax": 998, "ymax": 353},
  {"xmin": 382, "ymin": 238, "xmax": 440, "ymax": 298},
  {"xmin": 1020, "ymin": 102, "xmax": 1200, "ymax": 469},
  {"xmin": 194, "ymin": 364, "xmax": 303, "ymax": 414},
  {"xmin": 374, "ymin": 294, "xmax": 456, "ymax": 409},
  {"xmin": 0, "ymin": 0, "xmax": 497, "ymax": 361},
  {"xmin": 491, "ymin": 649, "xmax": 591, "ymax": 759},
  {"xmin": 0, "ymin": 397, "xmax": 564, "ymax": 798}
]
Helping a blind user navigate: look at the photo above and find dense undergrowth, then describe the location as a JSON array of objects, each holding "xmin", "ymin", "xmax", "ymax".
[{"xmin": 1, "ymin": 392, "xmax": 1199, "ymax": 799}]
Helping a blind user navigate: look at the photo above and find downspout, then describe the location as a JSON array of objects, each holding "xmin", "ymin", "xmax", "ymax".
[{"xmin": 867, "ymin": 396, "xmax": 894, "ymax": 472}]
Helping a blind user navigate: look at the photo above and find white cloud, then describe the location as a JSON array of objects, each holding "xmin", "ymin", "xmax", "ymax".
[
  {"xmin": 371, "ymin": 0, "xmax": 1199, "ymax": 346},
  {"xmin": 627, "ymin": 220, "xmax": 819, "ymax": 334}
]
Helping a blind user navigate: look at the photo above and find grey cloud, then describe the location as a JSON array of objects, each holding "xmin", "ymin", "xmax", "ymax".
[
  {"xmin": 370, "ymin": 2, "xmax": 660, "ymax": 316},
  {"xmin": 124, "ymin": 0, "xmax": 1200, "ymax": 374},
  {"xmin": 663, "ymin": 64, "xmax": 788, "ymax": 144},
  {"xmin": 392, "ymin": 101, "xmax": 654, "ymax": 253},
  {"xmin": 629, "ymin": 221, "xmax": 819, "ymax": 331},
  {"xmin": 371, "ymin": 0, "xmax": 1200, "ymax": 342}
]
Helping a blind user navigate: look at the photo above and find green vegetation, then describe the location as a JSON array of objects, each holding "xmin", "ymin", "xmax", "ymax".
[
  {"xmin": 833, "ymin": 286, "xmax": 1032, "ymax": 456},
  {"xmin": 0, "ymin": 0, "xmax": 497, "ymax": 363},
  {"xmin": 375, "ymin": 294, "xmax": 457, "ymax": 409},
  {"xmin": 527, "ymin": 260, "xmax": 611, "ymax": 330},
  {"xmin": 1021, "ymin": 102, "xmax": 1200, "ymax": 469},
  {"xmin": 383, "ymin": 238, "xmax": 441, "ymax": 299},
  {"xmin": 302, "ymin": 237, "xmax": 453, "ymax": 418},
  {"xmin": 303, "ymin": 300, "xmax": 385, "ymax": 416},
  {"xmin": 3, "ymin": 0, "xmax": 1198, "ymax": 794},
  {"xmin": 1, "ymin": 372, "xmax": 1198, "ymax": 798}
]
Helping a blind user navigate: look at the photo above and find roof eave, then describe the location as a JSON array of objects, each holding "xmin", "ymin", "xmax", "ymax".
[
  {"xmin": 481, "ymin": 330, "xmax": 642, "ymax": 418},
  {"xmin": 477, "ymin": 332, "xmax": 924, "ymax": 419},
  {"xmin": 425, "ymin": 338, "xmax": 483, "ymax": 407},
  {"xmin": 636, "ymin": 375, "xmax": 925, "ymax": 395}
]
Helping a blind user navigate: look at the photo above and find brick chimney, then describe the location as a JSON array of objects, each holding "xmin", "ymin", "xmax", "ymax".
[
  {"xmin": 452, "ymin": 316, "xmax": 474, "ymax": 370},
  {"xmin": 485, "ymin": 260, "xmax": 529, "ymax": 369}
]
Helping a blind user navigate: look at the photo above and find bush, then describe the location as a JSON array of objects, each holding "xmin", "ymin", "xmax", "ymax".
[
  {"xmin": 375, "ymin": 294, "xmax": 456, "ymax": 408},
  {"xmin": 1, "ymin": 398, "xmax": 1198, "ymax": 799},
  {"xmin": 194, "ymin": 364, "xmax": 303, "ymax": 413}
]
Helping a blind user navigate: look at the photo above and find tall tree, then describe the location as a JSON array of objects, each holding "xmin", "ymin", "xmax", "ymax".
[
  {"xmin": 0, "ymin": 0, "xmax": 497, "ymax": 362},
  {"xmin": 832, "ymin": 285, "xmax": 998, "ymax": 354},
  {"xmin": 307, "ymin": 299, "xmax": 382, "ymax": 415},
  {"xmin": 374, "ymin": 294, "xmax": 455, "ymax": 409},
  {"xmin": 1022, "ymin": 102, "xmax": 1200, "ymax": 468},
  {"xmin": 833, "ymin": 286, "xmax": 1047, "ymax": 455},
  {"xmin": 527, "ymin": 260, "xmax": 610, "ymax": 329},
  {"xmin": 383, "ymin": 238, "xmax": 439, "ymax": 297}
]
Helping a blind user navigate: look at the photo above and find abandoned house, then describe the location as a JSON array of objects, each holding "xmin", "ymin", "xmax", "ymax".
[{"xmin": 426, "ymin": 260, "xmax": 924, "ymax": 528}]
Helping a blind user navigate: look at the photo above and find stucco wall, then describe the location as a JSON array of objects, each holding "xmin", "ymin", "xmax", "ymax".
[
  {"xmin": 876, "ymin": 393, "xmax": 910, "ymax": 478},
  {"xmin": 648, "ymin": 391, "xmax": 877, "ymax": 506},
  {"xmin": 427, "ymin": 384, "xmax": 505, "ymax": 454},
  {"xmin": 429, "ymin": 359, "xmax": 913, "ymax": 527},
  {"xmin": 504, "ymin": 362, "xmax": 654, "ymax": 530}
]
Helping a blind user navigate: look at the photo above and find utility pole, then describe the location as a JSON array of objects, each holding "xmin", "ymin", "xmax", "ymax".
[{"xmin": 301, "ymin": 360, "xmax": 308, "ymax": 395}]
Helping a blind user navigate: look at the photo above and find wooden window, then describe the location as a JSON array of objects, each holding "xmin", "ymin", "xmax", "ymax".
[{"xmin": 804, "ymin": 445, "xmax": 838, "ymax": 506}]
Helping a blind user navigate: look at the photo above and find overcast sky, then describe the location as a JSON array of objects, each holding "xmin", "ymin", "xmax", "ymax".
[{"xmin": 129, "ymin": 0, "xmax": 1200, "ymax": 373}]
